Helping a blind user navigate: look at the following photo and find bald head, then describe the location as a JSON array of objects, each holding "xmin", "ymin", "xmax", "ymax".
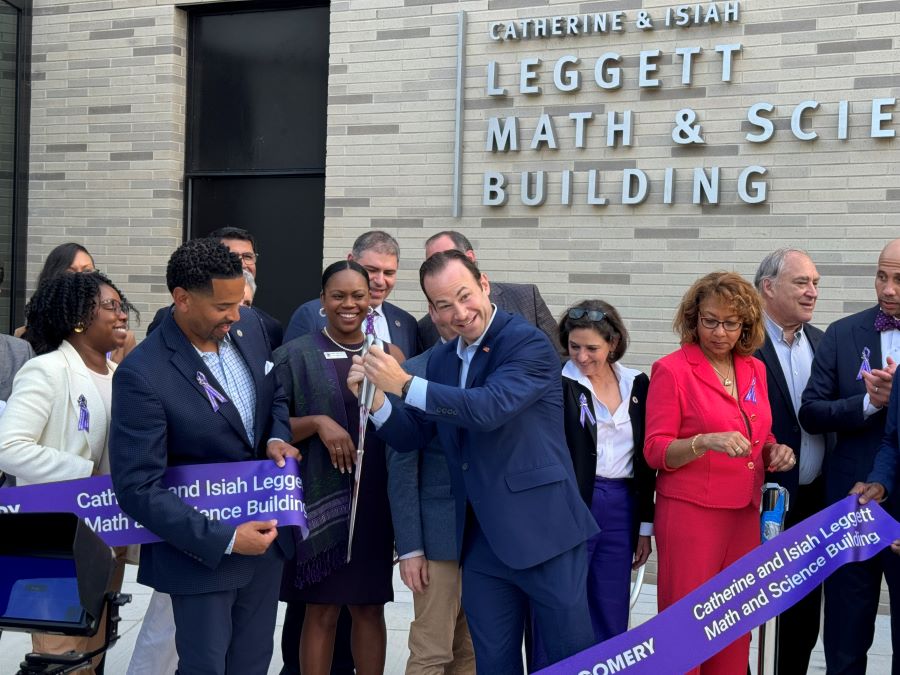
[{"xmin": 876, "ymin": 239, "xmax": 900, "ymax": 317}]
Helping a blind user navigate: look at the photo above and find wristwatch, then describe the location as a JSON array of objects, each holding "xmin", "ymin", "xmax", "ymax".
[{"xmin": 401, "ymin": 377, "xmax": 413, "ymax": 400}]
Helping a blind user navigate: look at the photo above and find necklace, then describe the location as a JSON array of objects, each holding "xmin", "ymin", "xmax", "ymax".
[
  {"xmin": 322, "ymin": 327, "xmax": 365, "ymax": 353},
  {"xmin": 708, "ymin": 359, "xmax": 736, "ymax": 396},
  {"xmin": 709, "ymin": 363, "xmax": 733, "ymax": 387}
]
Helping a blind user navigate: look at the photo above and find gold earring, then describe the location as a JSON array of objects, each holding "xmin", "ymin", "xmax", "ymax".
[{"xmin": 74, "ymin": 323, "xmax": 85, "ymax": 334}]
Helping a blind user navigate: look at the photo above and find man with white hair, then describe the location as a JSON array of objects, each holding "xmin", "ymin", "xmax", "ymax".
[{"xmin": 754, "ymin": 247, "xmax": 827, "ymax": 674}]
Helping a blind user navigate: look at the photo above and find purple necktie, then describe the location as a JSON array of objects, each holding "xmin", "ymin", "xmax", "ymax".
[
  {"xmin": 365, "ymin": 310, "xmax": 376, "ymax": 336},
  {"xmin": 874, "ymin": 310, "xmax": 900, "ymax": 332}
]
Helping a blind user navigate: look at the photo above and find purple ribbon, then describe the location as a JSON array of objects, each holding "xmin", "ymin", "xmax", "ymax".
[
  {"xmin": 536, "ymin": 496, "xmax": 900, "ymax": 674},
  {"xmin": 856, "ymin": 347, "xmax": 873, "ymax": 381},
  {"xmin": 579, "ymin": 393, "xmax": 596, "ymax": 428},
  {"xmin": 0, "ymin": 458, "xmax": 309, "ymax": 547},
  {"xmin": 744, "ymin": 377, "xmax": 757, "ymax": 404},
  {"xmin": 196, "ymin": 371, "xmax": 228, "ymax": 412},
  {"xmin": 77, "ymin": 395, "xmax": 89, "ymax": 432}
]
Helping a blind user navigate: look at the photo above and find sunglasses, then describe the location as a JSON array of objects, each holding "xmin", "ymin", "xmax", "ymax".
[{"xmin": 567, "ymin": 308, "xmax": 606, "ymax": 322}]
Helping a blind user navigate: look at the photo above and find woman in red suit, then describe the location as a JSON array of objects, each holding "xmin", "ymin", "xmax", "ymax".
[{"xmin": 644, "ymin": 271, "xmax": 795, "ymax": 674}]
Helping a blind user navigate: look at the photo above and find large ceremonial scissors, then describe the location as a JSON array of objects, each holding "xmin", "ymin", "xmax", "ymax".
[{"xmin": 347, "ymin": 333, "xmax": 383, "ymax": 562}]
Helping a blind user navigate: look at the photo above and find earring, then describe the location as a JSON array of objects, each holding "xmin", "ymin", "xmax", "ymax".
[
  {"xmin": 74, "ymin": 323, "xmax": 85, "ymax": 334},
  {"xmin": 318, "ymin": 307, "xmax": 326, "ymax": 317}
]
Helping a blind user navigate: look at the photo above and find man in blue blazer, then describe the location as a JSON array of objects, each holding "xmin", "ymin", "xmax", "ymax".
[
  {"xmin": 283, "ymin": 231, "xmax": 419, "ymax": 359},
  {"xmin": 110, "ymin": 239, "xmax": 298, "ymax": 675},
  {"xmin": 354, "ymin": 251, "xmax": 597, "ymax": 674},
  {"xmin": 799, "ymin": 238, "xmax": 900, "ymax": 675},
  {"xmin": 386, "ymin": 306, "xmax": 474, "ymax": 675},
  {"xmin": 147, "ymin": 227, "xmax": 284, "ymax": 351}
]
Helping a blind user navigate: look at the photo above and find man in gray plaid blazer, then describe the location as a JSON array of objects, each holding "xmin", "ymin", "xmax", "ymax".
[{"xmin": 417, "ymin": 231, "xmax": 558, "ymax": 350}]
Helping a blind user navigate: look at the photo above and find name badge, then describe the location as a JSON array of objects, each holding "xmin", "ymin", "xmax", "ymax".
[{"xmin": 324, "ymin": 351, "xmax": 348, "ymax": 360}]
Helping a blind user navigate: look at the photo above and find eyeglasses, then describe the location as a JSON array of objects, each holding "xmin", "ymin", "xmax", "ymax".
[
  {"xmin": 699, "ymin": 317, "xmax": 742, "ymax": 332},
  {"xmin": 237, "ymin": 252, "xmax": 258, "ymax": 263},
  {"xmin": 568, "ymin": 308, "xmax": 606, "ymax": 322},
  {"xmin": 98, "ymin": 298, "xmax": 128, "ymax": 315}
]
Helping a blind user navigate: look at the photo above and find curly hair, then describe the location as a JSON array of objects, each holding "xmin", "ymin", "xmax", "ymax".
[
  {"xmin": 674, "ymin": 271, "xmax": 764, "ymax": 357},
  {"xmin": 24, "ymin": 271, "xmax": 136, "ymax": 355},
  {"xmin": 558, "ymin": 299, "xmax": 630, "ymax": 362},
  {"xmin": 36, "ymin": 242, "xmax": 94, "ymax": 289},
  {"xmin": 166, "ymin": 238, "xmax": 242, "ymax": 293}
]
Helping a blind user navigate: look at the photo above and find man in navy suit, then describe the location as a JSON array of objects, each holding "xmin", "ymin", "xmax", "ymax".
[
  {"xmin": 109, "ymin": 238, "xmax": 299, "ymax": 675},
  {"xmin": 754, "ymin": 248, "xmax": 827, "ymax": 674},
  {"xmin": 147, "ymin": 227, "xmax": 284, "ymax": 351},
  {"xmin": 799, "ymin": 238, "xmax": 900, "ymax": 675},
  {"xmin": 283, "ymin": 230, "xmax": 419, "ymax": 359},
  {"xmin": 353, "ymin": 251, "xmax": 597, "ymax": 674},
  {"xmin": 417, "ymin": 231, "xmax": 558, "ymax": 350},
  {"xmin": 386, "ymin": 305, "xmax": 475, "ymax": 675}
]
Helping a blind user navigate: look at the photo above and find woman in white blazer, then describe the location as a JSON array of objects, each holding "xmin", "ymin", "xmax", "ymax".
[{"xmin": 0, "ymin": 271, "xmax": 135, "ymax": 672}]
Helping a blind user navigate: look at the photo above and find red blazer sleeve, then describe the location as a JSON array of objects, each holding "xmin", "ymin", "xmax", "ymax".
[{"xmin": 644, "ymin": 356, "xmax": 682, "ymax": 472}]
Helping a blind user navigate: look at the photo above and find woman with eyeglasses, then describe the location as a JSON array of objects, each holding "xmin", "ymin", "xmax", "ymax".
[
  {"xmin": 15, "ymin": 242, "xmax": 137, "ymax": 364},
  {"xmin": 644, "ymin": 272, "xmax": 795, "ymax": 675},
  {"xmin": 0, "ymin": 271, "xmax": 137, "ymax": 673},
  {"xmin": 532, "ymin": 300, "xmax": 656, "ymax": 662}
]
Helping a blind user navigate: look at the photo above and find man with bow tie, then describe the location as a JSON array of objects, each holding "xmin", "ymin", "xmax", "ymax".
[{"xmin": 799, "ymin": 238, "xmax": 900, "ymax": 675}]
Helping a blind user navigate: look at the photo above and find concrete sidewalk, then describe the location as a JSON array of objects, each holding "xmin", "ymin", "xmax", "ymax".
[{"xmin": 0, "ymin": 566, "xmax": 891, "ymax": 673}]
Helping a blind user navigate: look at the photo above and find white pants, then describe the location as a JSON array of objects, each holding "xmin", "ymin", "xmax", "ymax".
[{"xmin": 126, "ymin": 590, "xmax": 178, "ymax": 675}]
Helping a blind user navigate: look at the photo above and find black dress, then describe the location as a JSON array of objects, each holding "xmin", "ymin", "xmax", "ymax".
[{"xmin": 293, "ymin": 332, "xmax": 394, "ymax": 605}]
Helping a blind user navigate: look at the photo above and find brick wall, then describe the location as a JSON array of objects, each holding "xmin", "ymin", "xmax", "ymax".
[
  {"xmin": 325, "ymin": 0, "xmax": 900, "ymax": 371},
  {"xmin": 26, "ymin": 0, "xmax": 900, "ymax": 366},
  {"xmin": 28, "ymin": 0, "xmax": 240, "ymax": 323}
]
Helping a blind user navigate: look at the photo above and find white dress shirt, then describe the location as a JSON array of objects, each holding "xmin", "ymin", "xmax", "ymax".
[{"xmin": 562, "ymin": 360, "xmax": 653, "ymax": 537}]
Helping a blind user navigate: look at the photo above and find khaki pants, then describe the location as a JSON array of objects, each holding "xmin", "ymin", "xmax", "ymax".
[
  {"xmin": 31, "ymin": 547, "xmax": 127, "ymax": 674},
  {"xmin": 406, "ymin": 559, "xmax": 475, "ymax": 675}
]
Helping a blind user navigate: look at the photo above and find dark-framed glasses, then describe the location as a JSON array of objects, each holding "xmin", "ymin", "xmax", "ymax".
[
  {"xmin": 699, "ymin": 316, "xmax": 742, "ymax": 332},
  {"xmin": 98, "ymin": 298, "xmax": 128, "ymax": 314},
  {"xmin": 568, "ymin": 308, "xmax": 606, "ymax": 322}
]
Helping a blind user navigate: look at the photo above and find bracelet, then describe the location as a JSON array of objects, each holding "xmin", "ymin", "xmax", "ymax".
[
  {"xmin": 691, "ymin": 434, "xmax": 704, "ymax": 457},
  {"xmin": 400, "ymin": 377, "xmax": 413, "ymax": 400}
]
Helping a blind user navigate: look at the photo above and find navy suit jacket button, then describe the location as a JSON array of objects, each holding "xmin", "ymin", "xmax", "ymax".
[{"xmin": 462, "ymin": 462, "xmax": 469, "ymax": 470}]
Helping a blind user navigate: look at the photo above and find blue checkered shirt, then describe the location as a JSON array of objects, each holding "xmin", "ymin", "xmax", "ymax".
[{"xmin": 196, "ymin": 334, "xmax": 256, "ymax": 446}]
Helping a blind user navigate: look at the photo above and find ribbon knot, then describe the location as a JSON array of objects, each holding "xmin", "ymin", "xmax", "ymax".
[
  {"xmin": 196, "ymin": 371, "xmax": 228, "ymax": 412},
  {"xmin": 744, "ymin": 377, "xmax": 757, "ymax": 404},
  {"xmin": 856, "ymin": 347, "xmax": 873, "ymax": 381},
  {"xmin": 578, "ymin": 393, "xmax": 596, "ymax": 428},
  {"xmin": 77, "ymin": 395, "xmax": 90, "ymax": 432},
  {"xmin": 875, "ymin": 310, "xmax": 900, "ymax": 332}
]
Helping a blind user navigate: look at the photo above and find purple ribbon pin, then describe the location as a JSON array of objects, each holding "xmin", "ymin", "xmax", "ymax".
[
  {"xmin": 856, "ymin": 347, "xmax": 872, "ymax": 381},
  {"xmin": 744, "ymin": 377, "xmax": 757, "ymax": 404},
  {"xmin": 579, "ymin": 393, "xmax": 596, "ymax": 428},
  {"xmin": 77, "ymin": 394, "xmax": 89, "ymax": 432},
  {"xmin": 196, "ymin": 371, "xmax": 228, "ymax": 412}
]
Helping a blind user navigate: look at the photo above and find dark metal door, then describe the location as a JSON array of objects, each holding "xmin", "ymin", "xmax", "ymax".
[{"xmin": 185, "ymin": 2, "xmax": 329, "ymax": 326}]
